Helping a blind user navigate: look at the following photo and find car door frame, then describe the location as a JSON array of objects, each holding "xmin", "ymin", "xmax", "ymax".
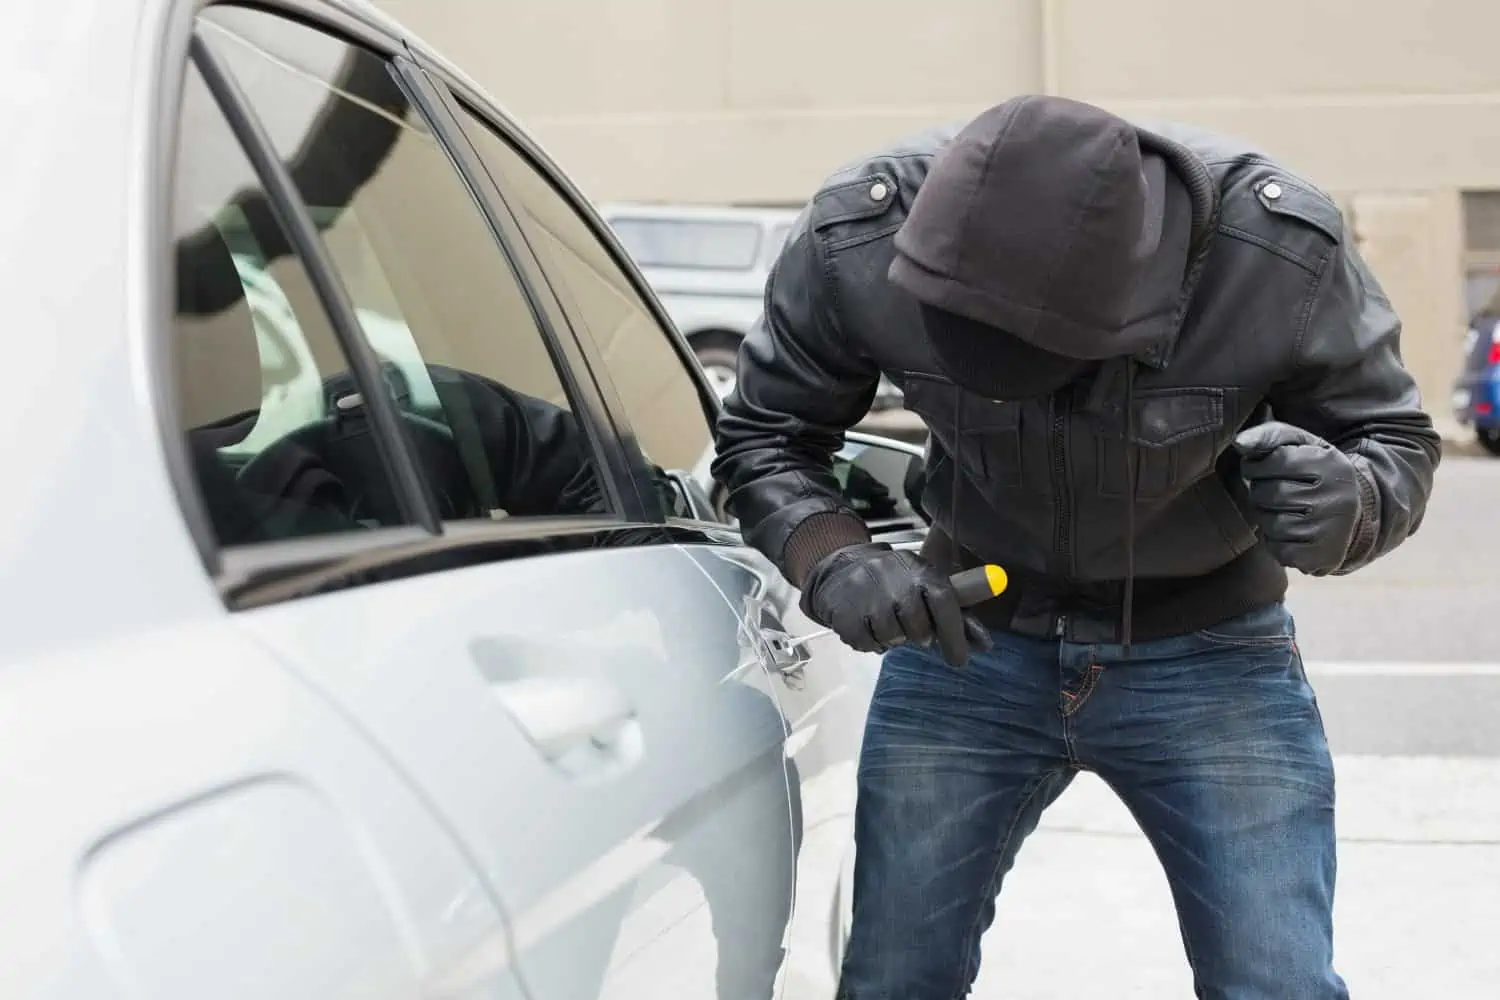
[
  {"xmin": 406, "ymin": 47, "xmax": 730, "ymax": 506},
  {"xmin": 150, "ymin": 0, "xmax": 681, "ymax": 609}
]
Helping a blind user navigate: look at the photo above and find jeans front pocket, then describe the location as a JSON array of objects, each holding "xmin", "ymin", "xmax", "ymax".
[
  {"xmin": 1192, "ymin": 602, "xmax": 1296, "ymax": 650},
  {"xmin": 902, "ymin": 374, "xmax": 1024, "ymax": 490}
]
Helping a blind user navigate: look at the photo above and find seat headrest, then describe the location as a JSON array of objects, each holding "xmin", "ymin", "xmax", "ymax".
[{"xmin": 174, "ymin": 225, "xmax": 265, "ymax": 434}]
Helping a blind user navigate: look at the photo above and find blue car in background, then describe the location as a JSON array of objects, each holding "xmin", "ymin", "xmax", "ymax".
[{"xmin": 1454, "ymin": 283, "xmax": 1500, "ymax": 456}]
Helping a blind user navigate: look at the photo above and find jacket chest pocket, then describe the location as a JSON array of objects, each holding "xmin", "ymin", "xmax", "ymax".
[
  {"xmin": 901, "ymin": 375, "xmax": 1024, "ymax": 490},
  {"xmin": 1094, "ymin": 388, "xmax": 1225, "ymax": 499}
]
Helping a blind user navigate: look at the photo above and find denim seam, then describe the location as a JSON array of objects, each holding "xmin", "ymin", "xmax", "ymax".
[
  {"xmin": 1057, "ymin": 661, "xmax": 1080, "ymax": 763},
  {"xmin": 949, "ymin": 769, "xmax": 1064, "ymax": 1000},
  {"xmin": 1061, "ymin": 664, "xmax": 1103, "ymax": 718},
  {"xmin": 1110, "ymin": 791, "xmax": 1206, "ymax": 987},
  {"xmin": 1192, "ymin": 632, "xmax": 1294, "ymax": 649}
]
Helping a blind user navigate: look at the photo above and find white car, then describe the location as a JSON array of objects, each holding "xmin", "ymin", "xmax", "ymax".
[
  {"xmin": 0, "ymin": 2, "xmax": 934, "ymax": 999},
  {"xmin": 598, "ymin": 202, "xmax": 909, "ymax": 419}
]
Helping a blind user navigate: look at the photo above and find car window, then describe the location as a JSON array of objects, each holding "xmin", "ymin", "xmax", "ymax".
[
  {"xmin": 457, "ymin": 113, "xmax": 717, "ymax": 494},
  {"xmin": 198, "ymin": 7, "xmax": 609, "ymax": 523},
  {"xmin": 833, "ymin": 440, "xmax": 920, "ymax": 524},
  {"xmin": 171, "ymin": 61, "xmax": 405, "ymax": 545},
  {"xmin": 607, "ymin": 217, "xmax": 762, "ymax": 271}
]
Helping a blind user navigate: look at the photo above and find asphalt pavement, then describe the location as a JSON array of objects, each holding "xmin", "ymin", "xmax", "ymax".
[{"xmin": 966, "ymin": 455, "xmax": 1500, "ymax": 998}]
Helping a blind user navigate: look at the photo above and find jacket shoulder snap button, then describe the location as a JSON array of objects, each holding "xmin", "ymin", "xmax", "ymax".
[
  {"xmin": 1262, "ymin": 181, "xmax": 1283, "ymax": 201},
  {"xmin": 869, "ymin": 181, "xmax": 889, "ymax": 202}
]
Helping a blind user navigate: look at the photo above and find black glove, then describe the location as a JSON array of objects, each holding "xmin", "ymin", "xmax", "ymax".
[
  {"xmin": 1234, "ymin": 421, "xmax": 1365, "ymax": 575},
  {"xmin": 800, "ymin": 543, "xmax": 992, "ymax": 666}
]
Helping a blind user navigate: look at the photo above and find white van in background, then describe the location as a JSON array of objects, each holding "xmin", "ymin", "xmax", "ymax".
[{"xmin": 600, "ymin": 202, "xmax": 910, "ymax": 424}]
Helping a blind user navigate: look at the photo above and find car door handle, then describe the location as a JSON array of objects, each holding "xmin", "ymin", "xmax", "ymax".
[
  {"xmin": 758, "ymin": 623, "xmax": 814, "ymax": 676},
  {"xmin": 489, "ymin": 675, "xmax": 643, "ymax": 777},
  {"xmin": 739, "ymin": 594, "xmax": 816, "ymax": 680}
]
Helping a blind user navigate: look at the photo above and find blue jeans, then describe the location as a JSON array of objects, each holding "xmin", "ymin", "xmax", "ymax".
[{"xmin": 838, "ymin": 603, "xmax": 1348, "ymax": 999}]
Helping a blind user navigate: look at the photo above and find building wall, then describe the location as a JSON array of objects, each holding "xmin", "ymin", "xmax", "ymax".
[{"xmin": 379, "ymin": 0, "xmax": 1500, "ymax": 414}]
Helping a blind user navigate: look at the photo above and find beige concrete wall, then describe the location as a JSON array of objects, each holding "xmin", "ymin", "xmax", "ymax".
[
  {"xmin": 382, "ymin": 0, "xmax": 1044, "ymax": 202},
  {"xmin": 380, "ymin": 0, "xmax": 1500, "ymax": 415}
]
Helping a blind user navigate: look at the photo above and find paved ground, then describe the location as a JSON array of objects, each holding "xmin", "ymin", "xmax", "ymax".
[{"xmin": 967, "ymin": 455, "xmax": 1500, "ymax": 997}]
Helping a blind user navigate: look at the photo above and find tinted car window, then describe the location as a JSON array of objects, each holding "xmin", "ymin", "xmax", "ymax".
[
  {"xmin": 199, "ymin": 8, "xmax": 608, "ymax": 522},
  {"xmin": 171, "ymin": 61, "xmax": 405, "ymax": 545},
  {"xmin": 608, "ymin": 218, "xmax": 762, "ymax": 271},
  {"xmin": 834, "ymin": 441, "xmax": 920, "ymax": 523},
  {"xmin": 459, "ymin": 115, "xmax": 716, "ymax": 482}
]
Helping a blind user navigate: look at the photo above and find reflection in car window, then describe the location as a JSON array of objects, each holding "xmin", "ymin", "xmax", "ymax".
[
  {"xmin": 608, "ymin": 218, "xmax": 762, "ymax": 271},
  {"xmin": 458, "ymin": 112, "xmax": 717, "ymax": 490},
  {"xmin": 198, "ymin": 8, "xmax": 609, "ymax": 524},
  {"xmin": 834, "ymin": 442, "xmax": 918, "ymax": 522},
  {"xmin": 171, "ymin": 62, "xmax": 405, "ymax": 545}
]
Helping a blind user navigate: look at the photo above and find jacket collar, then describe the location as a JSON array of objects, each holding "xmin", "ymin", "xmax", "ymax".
[{"xmin": 1130, "ymin": 127, "xmax": 1222, "ymax": 370}]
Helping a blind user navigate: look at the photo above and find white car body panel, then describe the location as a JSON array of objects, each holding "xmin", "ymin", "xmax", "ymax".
[
  {"xmin": 0, "ymin": 622, "xmax": 525, "ymax": 1000},
  {"xmin": 238, "ymin": 543, "xmax": 798, "ymax": 1000}
]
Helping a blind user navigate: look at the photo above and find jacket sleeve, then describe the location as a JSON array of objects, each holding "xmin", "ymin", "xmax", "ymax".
[
  {"xmin": 710, "ymin": 210, "xmax": 885, "ymax": 585},
  {"xmin": 1267, "ymin": 240, "xmax": 1441, "ymax": 574},
  {"xmin": 440, "ymin": 366, "xmax": 607, "ymax": 517}
]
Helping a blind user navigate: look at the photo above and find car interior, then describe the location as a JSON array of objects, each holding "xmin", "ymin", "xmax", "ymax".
[{"xmin": 174, "ymin": 223, "xmax": 623, "ymax": 548}]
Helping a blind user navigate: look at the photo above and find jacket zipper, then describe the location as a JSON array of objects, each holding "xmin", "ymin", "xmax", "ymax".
[{"xmin": 1050, "ymin": 387, "xmax": 1073, "ymax": 639}]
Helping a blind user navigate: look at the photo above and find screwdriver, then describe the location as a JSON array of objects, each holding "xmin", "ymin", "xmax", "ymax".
[{"xmin": 788, "ymin": 563, "xmax": 1009, "ymax": 648}]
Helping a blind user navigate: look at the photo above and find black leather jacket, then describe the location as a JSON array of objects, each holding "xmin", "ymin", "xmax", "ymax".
[{"xmin": 713, "ymin": 121, "xmax": 1440, "ymax": 639}]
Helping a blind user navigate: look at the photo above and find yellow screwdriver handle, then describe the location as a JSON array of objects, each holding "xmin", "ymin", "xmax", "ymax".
[
  {"xmin": 949, "ymin": 564, "xmax": 1008, "ymax": 607},
  {"xmin": 788, "ymin": 564, "xmax": 1007, "ymax": 650}
]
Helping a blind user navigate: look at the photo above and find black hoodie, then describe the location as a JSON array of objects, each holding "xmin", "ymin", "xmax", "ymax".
[
  {"xmin": 886, "ymin": 96, "xmax": 1201, "ymax": 646},
  {"xmin": 712, "ymin": 99, "xmax": 1440, "ymax": 646},
  {"xmin": 889, "ymin": 97, "xmax": 1175, "ymax": 363}
]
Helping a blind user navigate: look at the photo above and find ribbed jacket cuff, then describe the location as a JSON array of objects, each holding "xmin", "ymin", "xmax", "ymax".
[{"xmin": 781, "ymin": 513, "xmax": 872, "ymax": 587}]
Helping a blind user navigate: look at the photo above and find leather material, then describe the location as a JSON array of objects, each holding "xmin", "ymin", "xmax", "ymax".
[
  {"xmin": 800, "ymin": 543, "xmax": 992, "ymax": 667},
  {"xmin": 1234, "ymin": 421, "xmax": 1368, "ymax": 577},
  {"xmin": 712, "ymin": 117, "xmax": 1441, "ymax": 624}
]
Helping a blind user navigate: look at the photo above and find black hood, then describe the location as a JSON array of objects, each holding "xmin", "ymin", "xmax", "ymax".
[
  {"xmin": 889, "ymin": 95, "xmax": 1173, "ymax": 362},
  {"xmin": 888, "ymin": 95, "xmax": 1208, "ymax": 650}
]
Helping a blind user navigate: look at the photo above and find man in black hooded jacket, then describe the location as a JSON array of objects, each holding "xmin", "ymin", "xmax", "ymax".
[{"xmin": 712, "ymin": 96, "xmax": 1439, "ymax": 998}]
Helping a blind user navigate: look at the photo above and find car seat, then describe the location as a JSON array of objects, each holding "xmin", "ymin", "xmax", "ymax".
[{"xmin": 175, "ymin": 226, "xmax": 360, "ymax": 542}]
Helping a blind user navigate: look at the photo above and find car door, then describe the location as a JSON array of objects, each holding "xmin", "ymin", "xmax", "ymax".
[
  {"xmin": 429, "ymin": 67, "xmax": 807, "ymax": 1000},
  {"xmin": 437, "ymin": 90, "xmax": 934, "ymax": 1000},
  {"xmin": 182, "ymin": 7, "xmax": 797, "ymax": 1000},
  {"xmin": 42, "ymin": 34, "xmax": 526, "ymax": 1000}
]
